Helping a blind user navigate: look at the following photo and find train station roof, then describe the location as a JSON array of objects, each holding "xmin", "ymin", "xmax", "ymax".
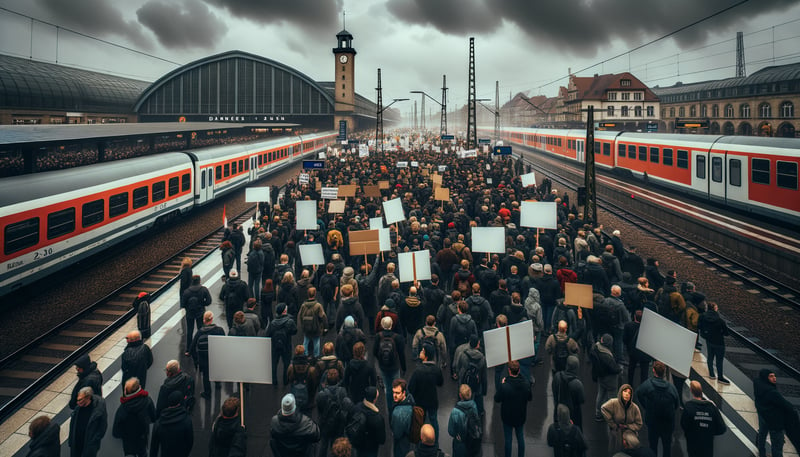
[{"xmin": 652, "ymin": 62, "xmax": 800, "ymax": 97}]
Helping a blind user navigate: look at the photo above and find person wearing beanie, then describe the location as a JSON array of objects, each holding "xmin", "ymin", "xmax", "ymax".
[
  {"xmin": 335, "ymin": 315, "xmax": 367, "ymax": 365},
  {"xmin": 589, "ymin": 334, "xmax": 622, "ymax": 422},
  {"xmin": 113, "ymin": 377, "xmax": 156, "ymax": 457},
  {"xmin": 209, "ymin": 397, "xmax": 247, "ymax": 457},
  {"xmin": 266, "ymin": 303, "xmax": 297, "ymax": 386},
  {"xmin": 69, "ymin": 354, "xmax": 103, "ymax": 410},
  {"xmin": 270, "ymin": 393, "xmax": 320, "ymax": 457}
]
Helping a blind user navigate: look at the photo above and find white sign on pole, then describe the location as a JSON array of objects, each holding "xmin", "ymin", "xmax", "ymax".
[
  {"xmin": 397, "ymin": 161, "xmax": 408, "ymax": 168},
  {"xmin": 483, "ymin": 320, "xmax": 535, "ymax": 368},
  {"xmin": 521, "ymin": 171, "xmax": 537, "ymax": 187},
  {"xmin": 487, "ymin": 178, "xmax": 493, "ymax": 185},
  {"xmin": 208, "ymin": 336, "xmax": 272, "ymax": 384},
  {"xmin": 359, "ymin": 145, "xmax": 369, "ymax": 157},
  {"xmin": 383, "ymin": 198, "xmax": 406, "ymax": 225},
  {"xmin": 369, "ymin": 217, "xmax": 384, "ymax": 230},
  {"xmin": 398, "ymin": 251, "xmax": 432, "ymax": 282},
  {"xmin": 457, "ymin": 149, "xmax": 477, "ymax": 158},
  {"xmin": 410, "ymin": 161, "xmax": 419, "ymax": 167},
  {"xmin": 295, "ymin": 200, "xmax": 318, "ymax": 230},
  {"xmin": 471, "ymin": 226, "xmax": 506, "ymax": 254},
  {"xmin": 298, "ymin": 243, "xmax": 325, "ymax": 266},
  {"xmin": 636, "ymin": 308, "xmax": 696, "ymax": 377},
  {"xmin": 245, "ymin": 187, "xmax": 271, "ymax": 203},
  {"xmin": 520, "ymin": 201, "xmax": 558, "ymax": 229},
  {"xmin": 318, "ymin": 152, "xmax": 326, "ymax": 159},
  {"xmin": 321, "ymin": 187, "xmax": 339, "ymax": 199},
  {"xmin": 438, "ymin": 165, "xmax": 447, "ymax": 172},
  {"xmin": 298, "ymin": 173, "xmax": 310, "ymax": 185},
  {"xmin": 378, "ymin": 227, "xmax": 391, "ymax": 252}
]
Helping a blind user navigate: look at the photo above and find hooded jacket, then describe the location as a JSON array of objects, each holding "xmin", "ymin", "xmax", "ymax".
[
  {"xmin": 336, "ymin": 296, "xmax": 366, "ymax": 332},
  {"xmin": 69, "ymin": 356, "xmax": 103, "ymax": 409},
  {"xmin": 552, "ymin": 355, "xmax": 585, "ymax": 428},
  {"xmin": 270, "ymin": 410, "xmax": 320, "ymax": 457},
  {"xmin": 151, "ymin": 404, "xmax": 193, "ymax": 457},
  {"xmin": 26, "ymin": 421, "xmax": 60, "ymax": 457},
  {"xmin": 754, "ymin": 368, "xmax": 795, "ymax": 430},
  {"xmin": 546, "ymin": 404, "xmax": 588, "ymax": 457},
  {"xmin": 523, "ymin": 288, "xmax": 544, "ymax": 332},
  {"xmin": 635, "ymin": 375, "xmax": 679, "ymax": 425},
  {"xmin": 601, "ymin": 384, "xmax": 643, "ymax": 453},
  {"xmin": 698, "ymin": 309, "xmax": 728, "ymax": 345},
  {"xmin": 209, "ymin": 414, "xmax": 247, "ymax": 457},
  {"xmin": 590, "ymin": 335, "xmax": 622, "ymax": 390},
  {"xmin": 112, "ymin": 388, "xmax": 156, "ymax": 455},
  {"xmin": 343, "ymin": 358, "xmax": 377, "ymax": 403}
]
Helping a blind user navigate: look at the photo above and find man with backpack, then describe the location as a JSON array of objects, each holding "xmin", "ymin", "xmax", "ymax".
[
  {"xmin": 315, "ymin": 369, "xmax": 353, "ymax": 457},
  {"xmin": 465, "ymin": 284, "xmax": 493, "ymax": 333},
  {"xmin": 603, "ymin": 285, "xmax": 631, "ymax": 363},
  {"xmin": 190, "ymin": 311, "xmax": 225, "ymax": 399},
  {"xmin": 589, "ymin": 334, "xmax": 622, "ymax": 422},
  {"xmin": 546, "ymin": 404, "xmax": 587, "ymax": 457},
  {"xmin": 448, "ymin": 384, "xmax": 482, "ymax": 457},
  {"xmin": 635, "ymin": 361, "xmax": 679, "ymax": 457},
  {"xmin": 266, "ymin": 304, "xmax": 297, "ymax": 386},
  {"xmin": 412, "ymin": 315, "xmax": 448, "ymax": 369},
  {"xmin": 336, "ymin": 316, "xmax": 367, "ymax": 365},
  {"xmin": 246, "ymin": 239, "xmax": 265, "ymax": 299},
  {"xmin": 391, "ymin": 378, "xmax": 420, "ymax": 457},
  {"xmin": 374, "ymin": 316, "xmax": 407, "ymax": 412},
  {"xmin": 219, "ymin": 269, "xmax": 250, "ymax": 328},
  {"xmin": 545, "ymin": 320, "xmax": 580, "ymax": 373},
  {"xmin": 181, "ymin": 275, "xmax": 212, "ymax": 355},
  {"xmin": 288, "ymin": 344, "xmax": 318, "ymax": 414},
  {"xmin": 551, "ymin": 355, "xmax": 586, "ymax": 430},
  {"xmin": 449, "ymin": 301, "xmax": 478, "ymax": 380},
  {"xmin": 347, "ymin": 386, "xmax": 386, "ymax": 457},
  {"xmin": 298, "ymin": 287, "xmax": 327, "ymax": 357},
  {"xmin": 455, "ymin": 335, "xmax": 487, "ymax": 417},
  {"xmin": 155, "ymin": 360, "xmax": 195, "ymax": 418}
]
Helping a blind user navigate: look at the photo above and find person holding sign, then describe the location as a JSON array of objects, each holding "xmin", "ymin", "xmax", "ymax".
[
  {"xmin": 493, "ymin": 360, "xmax": 533, "ymax": 457},
  {"xmin": 209, "ymin": 397, "xmax": 247, "ymax": 457}
]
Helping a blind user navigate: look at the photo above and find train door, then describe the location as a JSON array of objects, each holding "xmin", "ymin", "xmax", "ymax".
[
  {"xmin": 576, "ymin": 139, "xmax": 585, "ymax": 163},
  {"xmin": 199, "ymin": 166, "xmax": 214, "ymax": 203},
  {"xmin": 249, "ymin": 156, "xmax": 258, "ymax": 181},
  {"xmin": 708, "ymin": 150, "xmax": 726, "ymax": 204}
]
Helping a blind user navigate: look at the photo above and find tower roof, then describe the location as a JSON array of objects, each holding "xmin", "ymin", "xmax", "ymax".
[{"xmin": 336, "ymin": 29, "xmax": 353, "ymax": 40}]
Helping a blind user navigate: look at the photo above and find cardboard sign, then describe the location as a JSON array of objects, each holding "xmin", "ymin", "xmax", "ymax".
[
  {"xmin": 563, "ymin": 282, "xmax": 594, "ymax": 309},
  {"xmin": 383, "ymin": 198, "xmax": 405, "ymax": 225},
  {"xmin": 349, "ymin": 229, "xmax": 381, "ymax": 255},
  {"xmin": 637, "ymin": 308, "xmax": 697, "ymax": 377},
  {"xmin": 295, "ymin": 200, "xmax": 318, "ymax": 230},
  {"xmin": 315, "ymin": 181, "xmax": 322, "ymax": 191},
  {"xmin": 399, "ymin": 250, "xmax": 432, "ymax": 282},
  {"xmin": 328, "ymin": 199, "xmax": 346, "ymax": 213},
  {"xmin": 209, "ymin": 336, "xmax": 272, "ymax": 383},
  {"xmin": 378, "ymin": 180, "xmax": 390, "ymax": 190},
  {"xmin": 298, "ymin": 243, "xmax": 325, "ymax": 266},
  {"xmin": 432, "ymin": 174, "xmax": 443, "ymax": 186},
  {"xmin": 363, "ymin": 185, "xmax": 381, "ymax": 198},
  {"xmin": 520, "ymin": 201, "xmax": 557, "ymax": 229},
  {"xmin": 483, "ymin": 320, "xmax": 535, "ymax": 368},
  {"xmin": 521, "ymin": 171, "xmax": 537, "ymax": 187},
  {"xmin": 471, "ymin": 227, "xmax": 506, "ymax": 254},
  {"xmin": 298, "ymin": 173, "xmax": 310, "ymax": 185},
  {"xmin": 338, "ymin": 184, "xmax": 357, "ymax": 198},
  {"xmin": 245, "ymin": 187, "xmax": 271, "ymax": 203},
  {"xmin": 321, "ymin": 187, "xmax": 339, "ymax": 199},
  {"xmin": 434, "ymin": 187, "xmax": 450, "ymax": 201}
]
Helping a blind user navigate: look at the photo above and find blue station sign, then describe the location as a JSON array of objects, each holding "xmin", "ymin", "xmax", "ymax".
[{"xmin": 302, "ymin": 160, "xmax": 325, "ymax": 169}]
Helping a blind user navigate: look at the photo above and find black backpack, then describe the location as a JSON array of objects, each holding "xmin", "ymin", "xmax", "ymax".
[
  {"xmin": 345, "ymin": 408, "xmax": 368, "ymax": 448},
  {"xmin": 378, "ymin": 333, "xmax": 397, "ymax": 367},
  {"xmin": 419, "ymin": 330, "xmax": 439, "ymax": 360},
  {"xmin": 462, "ymin": 358, "xmax": 482, "ymax": 392},
  {"xmin": 320, "ymin": 387, "xmax": 347, "ymax": 434},
  {"xmin": 270, "ymin": 321, "xmax": 288, "ymax": 354},
  {"xmin": 554, "ymin": 372, "xmax": 575, "ymax": 416},
  {"xmin": 649, "ymin": 383, "xmax": 677, "ymax": 423},
  {"xmin": 467, "ymin": 299, "xmax": 484, "ymax": 328},
  {"xmin": 319, "ymin": 274, "xmax": 338, "ymax": 303},
  {"xmin": 451, "ymin": 316, "xmax": 471, "ymax": 347},
  {"xmin": 456, "ymin": 403, "xmax": 483, "ymax": 443},
  {"xmin": 186, "ymin": 294, "xmax": 203, "ymax": 316},
  {"xmin": 592, "ymin": 299, "xmax": 616, "ymax": 330},
  {"xmin": 553, "ymin": 425, "xmax": 581, "ymax": 457},
  {"xmin": 553, "ymin": 337, "xmax": 570, "ymax": 372},
  {"xmin": 291, "ymin": 370, "xmax": 310, "ymax": 411}
]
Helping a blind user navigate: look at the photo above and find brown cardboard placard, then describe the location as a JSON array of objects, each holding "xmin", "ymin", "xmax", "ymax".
[
  {"xmin": 431, "ymin": 174, "xmax": 443, "ymax": 186},
  {"xmin": 378, "ymin": 180, "xmax": 390, "ymax": 190},
  {"xmin": 328, "ymin": 199, "xmax": 346, "ymax": 213},
  {"xmin": 564, "ymin": 282, "xmax": 594, "ymax": 309},
  {"xmin": 349, "ymin": 229, "xmax": 381, "ymax": 255},
  {"xmin": 434, "ymin": 187, "xmax": 450, "ymax": 201},
  {"xmin": 315, "ymin": 181, "xmax": 322, "ymax": 191},
  {"xmin": 363, "ymin": 185, "xmax": 381, "ymax": 198},
  {"xmin": 338, "ymin": 184, "xmax": 357, "ymax": 197}
]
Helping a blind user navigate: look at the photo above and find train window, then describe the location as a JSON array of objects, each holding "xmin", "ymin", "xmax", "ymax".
[
  {"xmin": 677, "ymin": 150, "xmax": 689, "ymax": 169},
  {"xmin": 751, "ymin": 158, "xmax": 770, "ymax": 185},
  {"xmin": 152, "ymin": 182, "xmax": 166, "ymax": 202},
  {"xmin": 133, "ymin": 186, "xmax": 149, "ymax": 209},
  {"xmin": 638, "ymin": 146, "xmax": 647, "ymax": 161},
  {"xmin": 712, "ymin": 157, "xmax": 723, "ymax": 183},
  {"xmin": 602, "ymin": 143, "xmax": 610, "ymax": 156},
  {"xmin": 201, "ymin": 170, "xmax": 206, "ymax": 190},
  {"xmin": 627, "ymin": 145, "xmax": 635, "ymax": 158},
  {"xmin": 729, "ymin": 159, "xmax": 742, "ymax": 187},
  {"xmin": 109, "ymin": 193, "xmax": 129, "ymax": 218},
  {"xmin": 82, "ymin": 199, "xmax": 104, "ymax": 228},
  {"xmin": 168, "ymin": 177, "xmax": 179, "ymax": 196},
  {"xmin": 663, "ymin": 148, "xmax": 673, "ymax": 166},
  {"xmin": 618, "ymin": 144, "xmax": 626, "ymax": 157},
  {"xmin": 47, "ymin": 208, "xmax": 75, "ymax": 240},
  {"xmin": 181, "ymin": 173, "xmax": 191, "ymax": 191},
  {"xmin": 4, "ymin": 218, "xmax": 39, "ymax": 255},
  {"xmin": 558, "ymin": 138, "xmax": 562, "ymax": 147},
  {"xmin": 696, "ymin": 156, "xmax": 706, "ymax": 178},
  {"xmin": 232, "ymin": 161, "xmax": 237, "ymax": 174},
  {"xmin": 258, "ymin": 155, "xmax": 263, "ymax": 166},
  {"xmin": 224, "ymin": 164, "xmax": 230, "ymax": 177},
  {"xmin": 239, "ymin": 159, "xmax": 244, "ymax": 171},
  {"xmin": 593, "ymin": 142, "xmax": 599, "ymax": 152},
  {"xmin": 777, "ymin": 161, "xmax": 798, "ymax": 190},
  {"xmin": 650, "ymin": 147, "xmax": 659, "ymax": 163},
  {"xmin": 244, "ymin": 159, "xmax": 249, "ymax": 171},
  {"xmin": 208, "ymin": 169, "xmax": 213, "ymax": 187}
]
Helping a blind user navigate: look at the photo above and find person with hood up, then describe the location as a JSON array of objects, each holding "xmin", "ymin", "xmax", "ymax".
[
  {"xmin": 601, "ymin": 384, "xmax": 643, "ymax": 454},
  {"xmin": 612, "ymin": 430, "xmax": 655, "ymax": 457},
  {"xmin": 448, "ymin": 384, "xmax": 482, "ymax": 457},
  {"xmin": 112, "ymin": 377, "xmax": 156, "ymax": 457},
  {"xmin": 336, "ymin": 284, "xmax": 366, "ymax": 332},
  {"xmin": 635, "ymin": 361, "xmax": 679, "ymax": 457},
  {"xmin": 546, "ymin": 404, "xmax": 587, "ymax": 457},
  {"xmin": 151, "ymin": 391, "xmax": 193, "ymax": 457},
  {"xmin": 523, "ymin": 287, "xmax": 545, "ymax": 365},
  {"xmin": 590, "ymin": 334, "xmax": 622, "ymax": 422},
  {"xmin": 551, "ymin": 355, "xmax": 585, "ymax": 430},
  {"xmin": 69, "ymin": 354, "xmax": 103, "ymax": 410},
  {"xmin": 754, "ymin": 369, "xmax": 795, "ymax": 457},
  {"xmin": 270, "ymin": 393, "xmax": 321, "ymax": 457},
  {"xmin": 339, "ymin": 266, "xmax": 359, "ymax": 301},
  {"xmin": 69, "ymin": 386, "xmax": 107, "ymax": 457},
  {"xmin": 209, "ymin": 397, "xmax": 247, "ymax": 457},
  {"xmin": 155, "ymin": 359, "xmax": 195, "ymax": 417},
  {"xmin": 25, "ymin": 415, "xmax": 60, "ymax": 457}
]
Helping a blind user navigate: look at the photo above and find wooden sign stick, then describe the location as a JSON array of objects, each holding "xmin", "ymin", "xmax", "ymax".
[
  {"xmin": 536, "ymin": 228, "xmax": 540, "ymax": 248},
  {"xmin": 412, "ymin": 253, "xmax": 418, "ymax": 285},
  {"xmin": 240, "ymin": 382, "xmax": 245, "ymax": 427},
  {"xmin": 505, "ymin": 327, "xmax": 512, "ymax": 363}
]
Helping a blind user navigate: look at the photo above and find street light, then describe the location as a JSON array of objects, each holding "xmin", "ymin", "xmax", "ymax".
[
  {"xmin": 376, "ymin": 98, "xmax": 408, "ymax": 153},
  {"xmin": 411, "ymin": 87, "xmax": 448, "ymax": 136}
]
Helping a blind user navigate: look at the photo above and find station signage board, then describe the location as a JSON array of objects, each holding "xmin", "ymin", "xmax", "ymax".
[{"xmin": 303, "ymin": 160, "xmax": 325, "ymax": 169}]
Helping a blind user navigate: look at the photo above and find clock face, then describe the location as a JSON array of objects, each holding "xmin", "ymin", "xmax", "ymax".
[{"xmin": 339, "ymin": 55, "xmax": 348, "ymax": 64}]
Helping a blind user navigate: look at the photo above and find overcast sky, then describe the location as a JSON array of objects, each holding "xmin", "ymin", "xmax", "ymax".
[{"xmin": 1, "ymin": 0, "xmax": 800, "ymax": 118}]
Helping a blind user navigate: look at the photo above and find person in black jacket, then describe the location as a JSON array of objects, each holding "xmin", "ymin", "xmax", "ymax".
[
  {"xmin": 408, "ymin": 344, "xmax": 445, "ymax": 443},
  {"xmin": 209, "ymin": 397, "xmax": 247, "ymax": 457},
  {"xmin": 178, "ymin": 257, "xmax": 193, "ymax": 298},
  {"xmin": 190, "ymin": 311, "xmax": 226, "ymax": 399},
  {"xmin": 181, "ymin": 275, "xmax": 213, "ymax": 355},
  {"xmin": 494, "ymin": 360, "xmax": 533, "ymax": 457},
  {"xmin": 374, "ymin": 316, "xmax": 407, "ymax": 412},
  {"xmin": 680, "ymin": 381, "xmax": 726, "ymax": 457},
  {"xmin": 755, "ymin": 369, "xmax": 794, "ymax": 457},
  {"xmin": 112, "ymin": 377, "xmax": 156, "ymax": 457},
  {"xmin": 151, "ymin": 391, "xmax": 193, "ymax": 457},
  {"xmin": 247, "ymin": 239, "xmax": 265, "ymax": 299},
  {"xmin": 69, "ymin": 355, "xmax": 103, "ymax": 410},
  {"xmin": 270, "ymin": 393, "xmax": 321, "ymax": 457},
  {"xmin": 698, "ymin": 301, "xmax": 730, "ymax": 383},
  {"xmin": 121, "ymin": 330, "xmax": 153, "ymax": 388},
  {"xmin": 228, "ymin": 223, "xmax": 246, "ymax": 273},
  {"xmin": 267, "ymin": 304, "xmax": 298, "ymax": 386},
  {"xmin": 343, "ymin": 342, "xmax": 377, "ymax": 404},
  {"xmin": 155, "ymin": 359, "xmax": 195, "ymax": 417},
  {"xmin": 68, "ymin": 387, "xmax": 107, "ymax": 457},
  {"xmin": 315, "ymin": 369, "xmax": 352, "ymax": 457},
  {"xmin": 219, "ymin": 269, "xmax": 251, "ymax": 328},
  {"xmin": 25, "ymin": 415, "xmax": 60, "ymax": 457},
  {"xmin": 551, "ymin": 355, "xmax": 585, "ymax": 430},
  {"xmin": 351, "ymin": 386, "xmax": 386, "ymax": 457}
]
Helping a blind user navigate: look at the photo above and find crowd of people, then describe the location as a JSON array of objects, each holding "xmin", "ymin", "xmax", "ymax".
[{"xmin": 22, "ymin": 132, "xmax": 800, "ymax": 457}]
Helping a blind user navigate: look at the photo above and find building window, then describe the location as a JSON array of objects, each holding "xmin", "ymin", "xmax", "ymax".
[
  {"xmin": 608, "ymin": 92, "xmax": 617, "ymax": 101},
  {"xmin": 781, "ymin": 101, "xmax": 794, "ymax": 118},
  {"xmin": 760, "ymin": 103, "xmax": 771, "ymax": 118},
  {"xmin": 712, "ymin": 105, "xmax": 719, "ymax": 117},
  {"xmin": 607, "ymin": 106, "xmax": 615, "ymax": 116},
  {"xmin": 621, "ymin": 79, "xmax": 631, "ymax": 86},
  {"xmin": 690, "ymin": 105, "xmax": 696, "ymax": 117},
  {"xmin": 342, "ymin": 75, "xmax": 345, "ymax": 80},
  {"xmin": 342, "ymin": 84, "xmax": 345, "ymax": 89},
  {"xmin": 679, "ymin": 107, "xmax": 685, "ymax": 117},
  {"xmin": 647, "ymin": 106, "xmax": 654, "ymax": 117},
  {"xmin": 621, "ymin": 106, "xmax": 629, "ymax": 117},
  {"xmin": 669, "ymin": 107, "xmax": 675, "ymax": 117},
  {"xmin": 725, "ymin": 104, "xmax": 734, "ymax": 118},
  {"xmin": 701, "ymin": 105, "xmax": 707, "ymax": 117},
  {"xmin": 741, "ymin": 104, "xmax": 750, "ymax": 118},
  {"xmin": 634, "ymin": 106, "xmax": 642, "ymax": 117},
  {"xmin": 621, "ymin": 92, "xmax": 630, "ymax": 100},
  {"xmin": 634, "ymin": 92, "xmax": 642, "ymax": 101}
]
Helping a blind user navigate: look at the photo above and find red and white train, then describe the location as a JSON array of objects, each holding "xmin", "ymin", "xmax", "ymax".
[
  {"xmin": 492, "ymin": 127, "xmax": 800, "ymax": 227},
  {"xmin": 0, "ymin": 131, "xmax": 336, "ymax": 296}
]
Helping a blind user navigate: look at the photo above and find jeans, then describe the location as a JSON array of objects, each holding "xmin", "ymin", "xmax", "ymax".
[
  {"xmin": 757, "ymin": 414, "xmax": 785, "ymax": 457},
  {"xmin": 272, "ymin": 349, "xmax": 292, "ymax": 385},
  {"xmin": 646, "ymin": 420, "xmax": 674, "ymax": 457},
  {"xmin": 304, "ymin": 335, "xmax": 321, "ymax": 358},
  {"xmin": 706, "ymin": 343, "xmax": 725, "ymax": 378},
  {"xmin": 185, "ymin": 313, "xmax": 203, "ymax": 352},
  {"xmin": 502, "ymin": 423, "xmax": 525, "ymax": 457},
  {"xmin": 248, "ymin": 271, "xmax": 262, "ymax": 299},
  {"xmin": 424, "ymin": 406, "xmax": 440, "ymax": 444},
  {"xmin": 380, "ymin": 367, "xmax": 400, "ymax": 413}
]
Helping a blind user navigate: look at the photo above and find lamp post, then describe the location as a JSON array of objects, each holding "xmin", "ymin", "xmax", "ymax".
[
  {"xmin": 411, "ymin": 76, "xmax": 448, "ymax": 136},
  {"xmin": 376, "ymin": 98, "xmax": 408, "ymax": 153}
]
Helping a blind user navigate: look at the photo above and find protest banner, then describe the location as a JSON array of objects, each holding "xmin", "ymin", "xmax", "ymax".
[
  {"xmin": 295, "ymin": 200, "xmax": 318, "ymax": 230},
  {"xmin": 349, "ymin": 230, "xmax": 381, "ymax": 256},
  {"xmin": 328, "ymin": 199, "xmax": 346, "ymax": 213},
  {"xmin": 637, "ymin": 308, "xmax": 697, "ymax": 377},
  {"xmin": 564, "ymin": 282, "xmax": 594, "ymax": 309},
  {"xmin": 398, "ymin": 250, "xmax": 432, "ymax": 283},
  {"xmin": 298, "ymin": 243, "xmax": 325, "ymax": 266},
  {"xmin": 321, "ymin": 187, "xmax": 339, "ymax": 199},
  {"xmin": 245, "ymin": 187, "xmax": 271, "ymax": 203},
  {"xmin": 471, "ymin": 227, "xmax": 506, "ymax": 254},
  {"xmin": 521, "ymin": 171, "xmax": 537, "ymax": 187},
  {"xmin": 383, "ymin": 198, "xmax": 405, "ymax": 225},
  {"xmin": 520, "ymin": 201, "xmax": 557, "ymax": 230},
  {"xmin": 483, "ymin": 320, "xmax": 535, "ymax": 368}
]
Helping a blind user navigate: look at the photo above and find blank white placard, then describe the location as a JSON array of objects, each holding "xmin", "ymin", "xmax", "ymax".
[
  {"xmin": 369, "ymin": 217, "xmax": 384, "ymax": 230},
  {"xmin": 208, "ymin": 336, "xmax": 272, "ymax": 384},
  {"xmin": 482, "ymin": 320, "xmax": 536, "ymax": 368},
  {"xmin": 509, "ymin": 320, "xmax": 535, "ymax": 361},
  {"xmin": 520, "ymin": 201, "xmax": 557, "ymax": 229},
  {"xmin": 298, "ymin": 243, "xmax": 325, "ymax": 266},
  {"xmin": 296, "ymin": 200, "xmax": 318, "ymax": 230},
  {"xmin": 471, "ymin": 227, "xmax": 506, "ymax": 254},
  {"xmin": 398, "ymin": 251, "xmax": 432, "ymax": 282},
  {"xmin": 483, "ymin": 326, "xmax": 510, "ymax": 368},
  {"xmin": 378, "ymin": 228, "xmax": 391, "ymax": 252},
  {"xmin": 636, "ymin": 308, "xmax": 696, "ymax": 377},
  {"xmin": 245, "ymin": 187, "xmax": 271, "ymax": 203},
  {"xmin": 383, "ymin": 198, "xmax": 406, "ymax": 225},
  {"xmin": 521, "ymin": 172, "xmax": 537, "ymax": 187}
]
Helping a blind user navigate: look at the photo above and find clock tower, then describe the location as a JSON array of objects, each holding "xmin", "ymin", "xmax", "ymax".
[{"xmin": 333, "ymin": 29, "xmax": 356, "ymax": 133}]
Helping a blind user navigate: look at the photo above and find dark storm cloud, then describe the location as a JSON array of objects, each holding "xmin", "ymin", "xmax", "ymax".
[
  {"xmin": 386, "ymin": 0, "xmax": 799, "ymax": 56},
  {"xmin": 203, "ymin": 0, "xmax": 343, "ymax": 31},
  {"xmin": 137, "ymin": 0, "xmax": 228, "ymax": 49},
  {"xmin": 34, "ymin": 0, "xmax": 152, "ymax": 49}
]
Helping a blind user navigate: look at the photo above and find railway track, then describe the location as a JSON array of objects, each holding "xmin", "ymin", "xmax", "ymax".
[{"xmin": 0, "ymin": 207, "xmax": 255, "ymax": 423}]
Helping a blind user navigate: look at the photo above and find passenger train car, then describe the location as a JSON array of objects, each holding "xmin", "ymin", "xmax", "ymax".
[
  {"xmin": 488, "ymin": 127, "xmax": 800, "ymax": 227},
  {"xmin": 0, "ymin": 131, "xmax": 336, "ymax": 296}
]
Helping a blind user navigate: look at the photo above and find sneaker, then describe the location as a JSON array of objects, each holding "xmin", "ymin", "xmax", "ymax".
[
  {"xmin": 718, "ymin": 377, "xmax": 731, "ymax": 385},
  {"xmin": 708, "ymin": 374, "xmax": 716, "ymax": 380}
]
